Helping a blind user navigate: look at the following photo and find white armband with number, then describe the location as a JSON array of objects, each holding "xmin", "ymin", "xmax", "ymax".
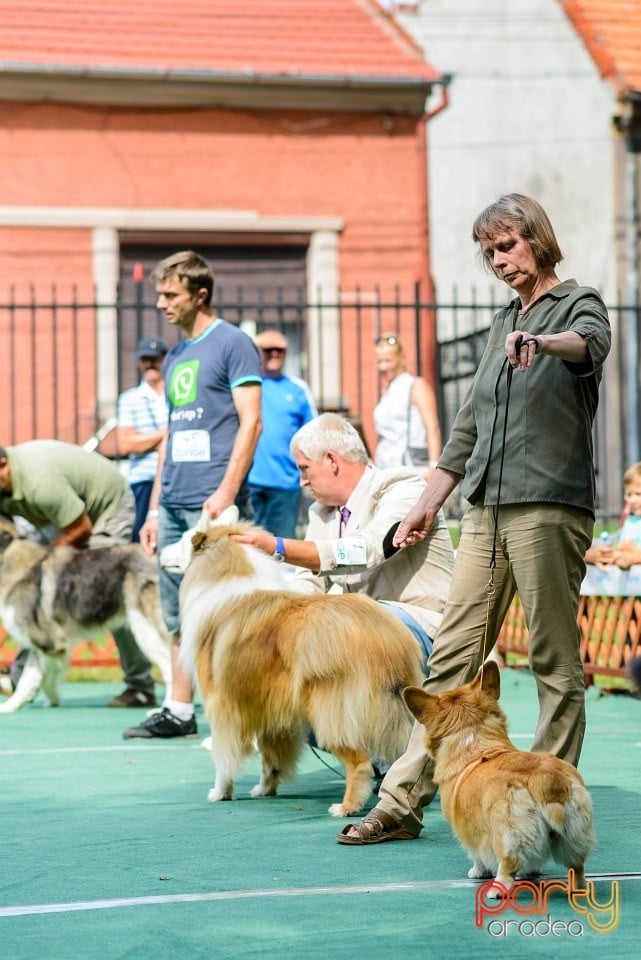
[{"xmin": 332, "ymin": 537, "xmax": 367, "ymax": 567}]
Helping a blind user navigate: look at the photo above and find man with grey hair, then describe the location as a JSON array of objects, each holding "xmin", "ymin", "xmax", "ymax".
[{"xmin": 232, "ymin": 413, "xmax": 455, "ymax": 667}]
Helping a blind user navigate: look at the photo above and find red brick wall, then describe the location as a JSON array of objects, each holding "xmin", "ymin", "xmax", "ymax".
[
  {"xmin": 1, "ymin": 103, "xmax": 429, "ymax": 294},
  {"xmin": 0, "ymin": 102, "xmax": 433, "ymax": 445}
]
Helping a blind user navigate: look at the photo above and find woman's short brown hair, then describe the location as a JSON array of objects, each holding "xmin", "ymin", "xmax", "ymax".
[{"xmin": 472, "ymin": 193, "xmax": 564, "ymax": 274}]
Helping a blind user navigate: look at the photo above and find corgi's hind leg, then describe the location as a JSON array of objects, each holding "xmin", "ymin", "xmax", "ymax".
[
  {"xmin": 327, "ymin": 746, "xmax": 373, "ymax": 818},
  {"xmin": 569, "ymin": 863, "xmax": 587, "ymax": 890},
  {"xmin": 554, "ymin": 835, "xmax": 591, "ymax": 890},
  {"xmin": 551, "ymin": 793, "xmax": 594, "ymax": 890},
  {"xmin": 468, "ymin": 860, "xmax": 493, "ymax": 880},
  {"xmin": 491, "ymin": 854, "xmax": 521, "ymax": 897},
  {"xmin": 251, "ymin": 730, "xmax": 304, "ymax": 798}
]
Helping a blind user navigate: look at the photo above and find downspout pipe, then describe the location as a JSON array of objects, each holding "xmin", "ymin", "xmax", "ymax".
[
  {"xmin": 615, "ymin": 97, "xmax": 641, "ymax": 466},
  {"xmin": 415, "ymin": 74, "xmax": 451, "ymax": 383},
  {"xmin": 624, "ymin": 146, "xmax": 640, "ymax": 465}
]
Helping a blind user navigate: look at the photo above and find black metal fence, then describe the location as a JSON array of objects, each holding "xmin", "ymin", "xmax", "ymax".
[{"xmin": 1, "ymin": 284, "xmax": 638, "ymax": 521}]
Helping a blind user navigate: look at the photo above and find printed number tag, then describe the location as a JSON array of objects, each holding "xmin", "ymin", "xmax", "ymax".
[
  {"xmin": 171, "ymin": 430, "xmax": 211, "ymax": 463},
  {"xmin": 333, "ymin": 537, "xmax": 367, "ymax": 566}
]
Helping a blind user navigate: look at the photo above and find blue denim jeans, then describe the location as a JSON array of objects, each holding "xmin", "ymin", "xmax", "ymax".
[
  {"xmin": 158, "ymin": 494, "xmax": 253, "ymax": 637},
  {"xmin": 248, "ymin": 485, "xmax": 302, "ymax": 539},
  {"xmin": 380, "ymin": 602, "xmax": 433, "ymax": 675},
  {"xmin": 131, "ymin": 480, "xmax": 154, "ymax": 543}
]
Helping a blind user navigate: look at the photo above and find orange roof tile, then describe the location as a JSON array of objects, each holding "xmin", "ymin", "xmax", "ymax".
[
  {"xmin": 0, "ymin": 0, "xmax": 439, "ymax": 83},
  {"xmin": 561, "ymin": 0, "xmax": 641, "ymax": 95}
]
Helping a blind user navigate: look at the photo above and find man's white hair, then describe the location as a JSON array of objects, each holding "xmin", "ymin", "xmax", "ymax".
[{"xmin": 290, "ymin": 414, "xmax": 368, "ymax": 464}]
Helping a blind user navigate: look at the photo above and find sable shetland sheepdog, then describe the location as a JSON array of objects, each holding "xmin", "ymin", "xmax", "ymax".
[
  {"xmin": 178, "ymin": 522, "xmax": 424, "ymax": 817},
  {"xmin": 403, "ymin": 661, "xmax": 595, "ymax": 896},
  {"xmin": 0, "ymin": 516, "xmax": 172, "ymax": 712}
]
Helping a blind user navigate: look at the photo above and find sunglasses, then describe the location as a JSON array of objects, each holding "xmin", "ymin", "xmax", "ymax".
[
  {"xmin": 261, "ymin": 346, "xmax": 286, "ymax": 355},
  {"xmin": 374, "ymin": 335, "xmax": 400, "ymax": 346}
]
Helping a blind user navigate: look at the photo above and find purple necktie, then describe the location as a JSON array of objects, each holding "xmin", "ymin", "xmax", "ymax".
[{"xmin": 339, "ymin": 506, "xmax": 351, "ymax": 536}]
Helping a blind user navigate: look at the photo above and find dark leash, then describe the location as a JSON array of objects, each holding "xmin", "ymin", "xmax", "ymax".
[
  {"xmin": 483, "ymin": 333, "xmax": 534, "ymax": 668},
  {"xmin": 307, "ymin": 742, "xmax": 346, "ymax": 779},
  {"xmin": 308, "ymin": 743, "xmax": 386, "ymax": 788}
]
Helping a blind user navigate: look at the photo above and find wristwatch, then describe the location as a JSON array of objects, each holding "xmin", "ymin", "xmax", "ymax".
[{"xmin": 273, "ymin": 536, "xmax": 286, "ymax": 562}]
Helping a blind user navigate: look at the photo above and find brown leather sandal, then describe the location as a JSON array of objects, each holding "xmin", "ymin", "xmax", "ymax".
[{"xmin": 336, "ymin": 809, "xmax": 416, "ymax": 845}]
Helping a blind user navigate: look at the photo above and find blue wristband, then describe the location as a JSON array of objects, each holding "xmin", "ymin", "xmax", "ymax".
[{"xmin": 273, "ymin": 537, "xmax": 286, "ymax": 562}]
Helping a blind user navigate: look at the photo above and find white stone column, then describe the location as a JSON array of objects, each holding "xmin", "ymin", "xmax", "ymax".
[
  {"xmin": 91, "ymin": 226, "xmax": 120, "ymax": 421},
  {"xmin": 307, "ymin": 229, "xmax": 341, "ymax": 410}
]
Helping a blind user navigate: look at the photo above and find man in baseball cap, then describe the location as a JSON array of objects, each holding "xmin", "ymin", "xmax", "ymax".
[{"xmin": 136, "ymin": 337, "xmax": 168, "ymax": 360}]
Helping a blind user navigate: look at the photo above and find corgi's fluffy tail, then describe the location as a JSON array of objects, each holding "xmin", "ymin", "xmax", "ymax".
[{"xmin": 545, "ymin": 782, "xmax": 595, "ymax": 870}]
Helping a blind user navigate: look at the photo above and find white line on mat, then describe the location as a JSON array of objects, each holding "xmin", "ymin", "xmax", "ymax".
[{"xmin": 1, "ymin": 874, "xmax": 639, "ymax": 918}]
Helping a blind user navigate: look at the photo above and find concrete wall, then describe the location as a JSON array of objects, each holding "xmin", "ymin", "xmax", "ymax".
[
  {"xmin": 392, "ymin": 0, "xmax": 626, "ymax": 512},
  {"xmin": 397, "ymin": 0, "xmax": 617, "ymax": 306}
]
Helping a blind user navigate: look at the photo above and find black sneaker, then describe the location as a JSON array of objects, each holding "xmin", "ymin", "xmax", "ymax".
[
  {"xmin": 107, "ymin": 688, "xmax": 157, "ymax": 708},
  {"xmin": 122, "ymin": 706, "xmax": 198, "ymax": 740}
]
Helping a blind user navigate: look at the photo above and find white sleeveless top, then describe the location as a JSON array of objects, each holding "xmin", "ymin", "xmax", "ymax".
[{"xmin": 373, "ymin": 371, "xmax": 428, "ymax": 468}]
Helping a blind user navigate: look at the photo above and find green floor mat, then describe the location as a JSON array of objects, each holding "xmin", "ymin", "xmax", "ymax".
[{"xmin": 0, "ymin": 669, "xmax": 639, "ymax": 959}]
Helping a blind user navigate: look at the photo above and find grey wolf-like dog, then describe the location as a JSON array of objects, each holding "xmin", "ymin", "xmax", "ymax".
[{"xmin": 0, "ymin": 516, "xmax": 172, "ymax": 711}]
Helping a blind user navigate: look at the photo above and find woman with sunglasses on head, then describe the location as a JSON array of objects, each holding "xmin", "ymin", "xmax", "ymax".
[{"xmin": 373, "ymin": 334, "xmax": 442, "ymax": 475}]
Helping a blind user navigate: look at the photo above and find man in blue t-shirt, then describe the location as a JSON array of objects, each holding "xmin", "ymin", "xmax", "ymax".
[
  {"xmin": 249, "ymin": 329, "xmax": 316, "ymax": 539},
  {"xmin": 123, "ymin": 250, "xmax": 262, "ymax": 740}
]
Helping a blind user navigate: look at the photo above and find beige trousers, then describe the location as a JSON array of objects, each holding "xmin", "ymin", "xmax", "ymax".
[{"xmin": 377, "ymin": 502, "xmax": 593, "ymax": 837}]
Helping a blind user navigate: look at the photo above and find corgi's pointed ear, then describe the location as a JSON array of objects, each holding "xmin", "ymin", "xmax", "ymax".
[
  {"xmin": 403, "ymin": 686, "xmax": 438, "ymax": 724},
  {"xmin": 480, "ymin": 659, "xmax": 501, "ymax": 699}
]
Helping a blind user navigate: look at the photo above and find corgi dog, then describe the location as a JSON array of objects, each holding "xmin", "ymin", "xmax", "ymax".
[{"xmin": 403, "ymin": 661, "xmax": 595, "ymax": 896}]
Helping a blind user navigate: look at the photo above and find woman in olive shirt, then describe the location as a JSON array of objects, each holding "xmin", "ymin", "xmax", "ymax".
[{"xmin": 339, "ymin": 193, "xmax": 611, "ymax": 845}]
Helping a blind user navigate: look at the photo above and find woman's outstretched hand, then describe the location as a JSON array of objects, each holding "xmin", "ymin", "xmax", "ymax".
[
  {"xmin": 393, "ymin": 500, "xmax": 437, "ymax": 547},
  {"xmin": 393, "ymin": 467, "xmax": 461, "ymax": 548}
]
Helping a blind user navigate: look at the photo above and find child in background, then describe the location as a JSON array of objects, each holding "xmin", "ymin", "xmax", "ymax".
[{"xmin": 585, "ymin": 461, "xmax": 641, "ymax": 570}]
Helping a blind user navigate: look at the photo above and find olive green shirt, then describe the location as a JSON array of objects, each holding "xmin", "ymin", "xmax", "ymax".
[
  {"xmin": 438, "ymin": 280, "xmax": 611, "ymax": 516},
  {"xmin": 1, "ymin": 440, "xmax": 128, "ymax": 531}
]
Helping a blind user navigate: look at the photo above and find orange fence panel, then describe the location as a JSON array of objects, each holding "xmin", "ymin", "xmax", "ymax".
[
  {"xmin": 497, "ymin": 594, "xmax": 641, "ymax": 685},
  {"xmin": 0, "ymin": 626, "xmax": 119, "ymax": 669}
]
